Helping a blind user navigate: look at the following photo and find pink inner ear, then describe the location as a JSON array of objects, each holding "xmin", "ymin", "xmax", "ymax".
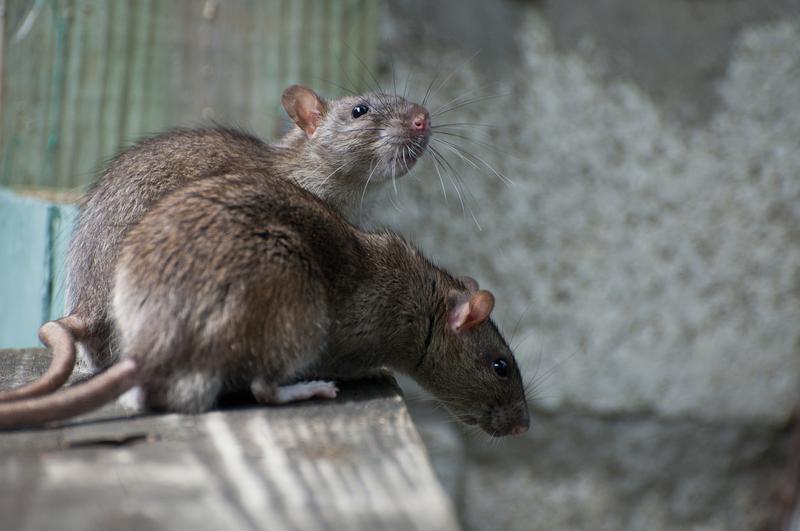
[
  {"xmin": 297, "ymin": 106, "xmax": 322, "ymax": 137},
  {"xmin": 448, "ymin": 294, "xmax": 472, "ymax": 331},
  {"xmin": 449, "ymin": 290, "xmax": 495, "ymax": 333},
  {"xmin": 465, "ymin": 290, "xmax": 495, "ymax": 330},
  {"xmin": 281, "ymin": 85, "xmax": 327, "ymax": 138}
]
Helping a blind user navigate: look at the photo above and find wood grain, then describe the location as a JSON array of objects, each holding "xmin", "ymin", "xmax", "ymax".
[{"xmin": 0, "ymin": 348, "xmax": 461, "ymax": 531}]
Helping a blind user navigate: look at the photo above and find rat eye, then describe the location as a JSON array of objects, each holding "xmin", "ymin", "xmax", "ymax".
[
  {"xmin": 351, "ymin": 104, "xmax": 369, "ymax": 119},
  {"xmin": 492, "ymin": 358, "xmax": 510, "ymax": 379}
]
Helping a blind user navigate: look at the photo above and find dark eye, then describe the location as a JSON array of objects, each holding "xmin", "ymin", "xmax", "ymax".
[
  {"xmin": 492, "ymin": 358, "xmax": 510, "ymax": 379},
  {"xmin": 351, "ymin": 104, "xmax": 369, "ymax": 118}
]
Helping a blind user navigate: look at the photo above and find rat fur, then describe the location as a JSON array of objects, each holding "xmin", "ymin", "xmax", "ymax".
[
  {"xmin": 0, "ymin": 85, "xmax": 431, "ymax": 402},
  {"xmin": 0, "ymin": 173, "xmax": 529, "ymax": 437}
]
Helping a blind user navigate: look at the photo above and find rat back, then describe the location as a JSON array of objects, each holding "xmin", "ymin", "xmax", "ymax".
[
  {"xmin": 112, "ymin": 172, "xmax": 365, "ymax": 412},
  {"xmin": 69, "ymin": 128, "xmax": 279, "ymax": 369}
]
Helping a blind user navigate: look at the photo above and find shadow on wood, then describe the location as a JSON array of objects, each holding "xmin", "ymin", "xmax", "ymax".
[{"xmin": 0, "ymin": 348, "xmax": 461, "ymax": 531}]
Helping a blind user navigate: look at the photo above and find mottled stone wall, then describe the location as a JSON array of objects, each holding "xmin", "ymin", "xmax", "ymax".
[{"xmin": 373, "ymin": 1, "xmax": 800, "ymax": 529}]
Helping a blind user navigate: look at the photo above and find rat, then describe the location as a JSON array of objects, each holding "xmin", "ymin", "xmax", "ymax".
[
  {"xmin": 0, "ymin": 84, "xmax": 432, "ymax": 402},
  {"xmin": 0, "ymin": 172, "xmax": 530, "ymax": 437}
]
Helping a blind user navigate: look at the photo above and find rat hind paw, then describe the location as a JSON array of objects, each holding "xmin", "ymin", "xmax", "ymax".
[
  {"xmin": 275, "ymin": 380, "xmax": 338, "ymax": 403},
  {"xmin": 252, "ymin": 379, "xmax": 338, "ymax": 404}
]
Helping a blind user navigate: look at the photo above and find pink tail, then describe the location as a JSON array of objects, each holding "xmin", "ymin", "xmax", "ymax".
[
  {"xmin": 0, "ymin": 358, "xmax": 138, "ymax": 430},
  {"xmin": 0, "ymin": 315, "xmax": 86, "ymax": 402}
]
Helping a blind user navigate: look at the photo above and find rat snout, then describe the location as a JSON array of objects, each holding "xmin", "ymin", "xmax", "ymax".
[
  {"xmin": 489, "ymin": 399, "xmax": 530, "ymax": 437},
  {"xmin": 408, "ymin": 104, "xmax": 430, "ymax": 134},
  {"xmin": 511, "ymin": 410, "xmax": 530, "ymax": 436}
]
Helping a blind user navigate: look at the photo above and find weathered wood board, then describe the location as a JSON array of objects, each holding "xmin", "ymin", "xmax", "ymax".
[{"xmin": 0, "ymin": 348, "xmax": 461, "ymax": 531}]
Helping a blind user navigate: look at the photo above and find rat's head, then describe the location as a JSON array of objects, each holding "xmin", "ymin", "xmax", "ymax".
[
  {"xmin": 417, "ymin": 276, "xmax": 530, "ymax": 437},
  {"xmin": 281, "ymin": 85, "xmax": 431, "ymax": 184}
]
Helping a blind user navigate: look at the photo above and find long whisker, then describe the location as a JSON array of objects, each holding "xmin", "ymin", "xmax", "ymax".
[
  {"xmin": 432, "ymin": 129, "xmax": 518, "ymax": 163},
  {"xmin": 429, "ymin": 146, "xmax": 465, "ymax": 214},
  {"xmin": 422, "ymin": 75, "xmax": 438, "ymax": 107},
  {"xmin": 390, "ymin": 57, "xmax": 397, "ymax": 97},
  {"xmin": 335, "ymin": 51, "xmax": 365, "ymax": 95},
  {"xmin": 437, "ymin": 148, "xmax": 483, "ymax": 230},
  {"xmin": 509, "ymin": 301, "xmax": 534, "ymax": 346},
  {"xmin": 432, "ymin": 137, "xmax": 514, "ymax": 187},
  {"xmin": 321, "ymin": 162, "xmax": 348, "ymax": 185},
  {"xmin": 312, "ymin": 76, "xmax": 358, "ymax": 96},
  {"xmin": 527, "ymin": 348, "xmax": 582, "ymax": 390},
  {"xmin": 403, "ymin": 70, "xmax": 413, "ymax": 100},
  {"xmin": 427, "ymin": 49, "xmax": 482, "ymax": 104},
  {"xmin": 431, "ymin": 122, "xmax": 500, "ymax": 130},
  {"xmin": 342, "ymin": 42, "xmax": 384, "ymax": 94},
  {"xmin": 428, "ymin": 149, "xmax": 449, "ymax": 204},
  {"xmin": 430, "ymin": 81, "xmax": 504, "ymax": 116},
  {"xmin": 429, "ymin": 146, "xmax": 483, "ymax": 231},
  {"xmin": 433, "ymin": 92, "xmax": 512, "ymax": 118},
  {"xmin": 359, "ymin": 161, "xmax": 380, "ymax": 213}
]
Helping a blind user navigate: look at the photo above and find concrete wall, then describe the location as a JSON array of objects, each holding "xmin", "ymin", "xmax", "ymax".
[{"xmin": 374, "ymin": 1, "xmax": 800, "ymax": 529}]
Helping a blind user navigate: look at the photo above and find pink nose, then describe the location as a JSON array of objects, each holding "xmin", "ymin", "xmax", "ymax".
[
  {"xmin": 411, "ymin": 113, "xmax": 428, "ymax": 132},
  {"xmin": 510, "ymin": 424, "xmax": 529, "ymax": 436}
]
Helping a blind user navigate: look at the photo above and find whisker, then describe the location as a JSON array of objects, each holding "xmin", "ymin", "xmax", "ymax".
[
  {"xmin": 429, "ymin": 146, "xmax": 483, "ymax": 230},
  {"xmin": 429, "ymin": 146, "xmax": 466, "ymax": 214},
  {"xmin": 528, "ymin": 347, "xmax": 582, "ymax": 390},
  {"xmin": 340, "ymin": 43, "xmax": 392, "ymax": 111},
  {"xmin": 403, "ymin": 70, "xmax": 413, "ymax": 100},
  {"xmin": 344, "ymin": 43, "xmax": 384, "ymax": 94},
  {"xmin": 391, "ymin": 57, "xmax": 397, "ymax": 97},
  {"xmin": 431, "ymin": 122, "xmax": 500, "ymax": 130},
  {"xmin": 359, "ymin": 161, "xmax": 380, "ymax": 214},
  {"xmin": 430, "ymin": 82, "xmax": 502, "ymax": 116},
  {"xmin": 509, "ymin": 301, "xmax": 534, "ymax": 346},
  {"xmin": 432, "ymin": 137, "xmax": 514, "ymax": 187},
  {"xmin": 312, "ymin": 76, "xmax": 358, "ymax": 96},
  {"xmin": 432, "ymin": 129, "xmax": 518, "ymax": 163},
  {"xmin": 511, "ymin": 330, "xmax": 536, "ymax": 353},
  {"xmin": 427, "ymin": 49, "xmax": 482, "ymax": 104},
  {"xmin": 433, "ymin": 92, "xmax": 512, "ymax": 118},
  {"xmin": 422, "ymin": 68, "xmax": 442, "ymax": 106},
  {"xmin": 428, "ymin": 151, "xmax": 449, "ymax": 204},
  {"xmin": 322, "ymin": 162, "xmax": 348, "ymax": 185}
]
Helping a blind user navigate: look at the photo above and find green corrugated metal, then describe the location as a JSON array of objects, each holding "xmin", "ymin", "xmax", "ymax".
[
  {"xmin": 0, "ymin": 0, "xmax": 378, "ymax": 347},
  {"xmin": 1, "ymin": 0, "xmax": 378, "ymax": 190}
]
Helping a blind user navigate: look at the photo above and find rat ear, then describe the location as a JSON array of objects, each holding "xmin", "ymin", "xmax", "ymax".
[
  {"xmin": 281, "ymin": 85, "xmax": 328, "ymax": 139},
  {"xmin": 448, "ymin": 290, "xmax": 495, "ymax": 333},
  {"xmin": 460, "ymin": 276, "xmax": 479, "ymax": 293}
]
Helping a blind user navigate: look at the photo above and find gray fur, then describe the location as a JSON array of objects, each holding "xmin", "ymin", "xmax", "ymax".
[
  {"xmin": 111, "ymin": 173, "xmax": 528, "ymax": 436},
  {"xmin": 68, "ymin": 87, "xmax": 431, "ymax": 371}
]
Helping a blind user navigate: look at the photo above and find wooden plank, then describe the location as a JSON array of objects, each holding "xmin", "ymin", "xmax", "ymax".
[{"xmin": 0, "ymin": 348, "xmax": 461, "ymax": 531}]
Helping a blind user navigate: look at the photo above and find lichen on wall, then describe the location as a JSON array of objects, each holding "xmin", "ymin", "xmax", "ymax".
[{"xmin": 377, "ymin": 5, "xmax": 800, "ymax": 426}]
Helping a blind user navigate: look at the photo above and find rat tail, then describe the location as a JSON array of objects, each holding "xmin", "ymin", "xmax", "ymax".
[
  {"xmin": 0, "ymin": 315, "xmax": 87, "ymax": 402},
  {"xmin": 0, "ymin": 358, "xmax": 138, "ymax": 430}
]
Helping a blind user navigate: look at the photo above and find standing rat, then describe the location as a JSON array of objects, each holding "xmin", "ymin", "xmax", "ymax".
[
  {"xmin": 0, "ymin": 84, "xmax": 432, "ymax": 401},
  {"xmin": 0, "ymin": 173, "xmax": 530, "ymax": 437}
]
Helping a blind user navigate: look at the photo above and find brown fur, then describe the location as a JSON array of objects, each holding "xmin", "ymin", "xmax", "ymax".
[
  {"xmin": 0, "ymin": 174, "xmax": 528, "ymax": 435},
  {"xmin": 67, "ymin": 86, "xmax": 431, "ymax": 372}
]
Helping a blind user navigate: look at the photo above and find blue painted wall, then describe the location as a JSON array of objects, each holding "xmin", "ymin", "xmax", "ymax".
[{"xmin": 0, "ymin": 189, "xmax": 76, "ymax": 348}]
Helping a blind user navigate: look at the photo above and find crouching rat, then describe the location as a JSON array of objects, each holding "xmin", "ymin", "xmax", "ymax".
[
  {"xmin": 0, "ymin": 84, "xmax": 432, "ymax": 401},
  {"xmin": 0, "ymin": 173, "xmax": 529, "ymax": 436}
]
